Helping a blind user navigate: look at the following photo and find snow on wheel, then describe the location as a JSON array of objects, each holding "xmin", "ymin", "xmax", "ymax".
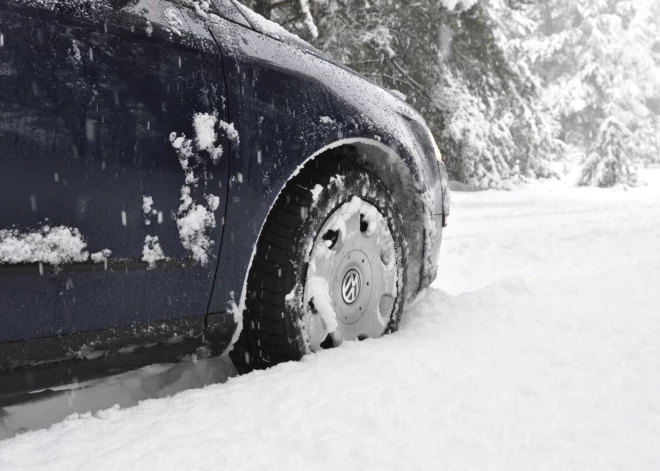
[{"xmin": 230, "ymin": 155, "xmax": 407, "ymax": 371}]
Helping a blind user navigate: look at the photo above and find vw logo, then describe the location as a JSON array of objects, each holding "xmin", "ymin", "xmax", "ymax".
[{"xmin": 341, "ymin": 269, "xmax": 361, "ymax": 305}]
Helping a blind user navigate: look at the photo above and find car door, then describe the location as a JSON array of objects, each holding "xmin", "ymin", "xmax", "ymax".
[{"xmin": 0, "ymin": 0, "xmax": 230, "ymax": 358}]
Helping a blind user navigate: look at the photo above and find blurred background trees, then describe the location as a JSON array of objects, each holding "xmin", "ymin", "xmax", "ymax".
[{"xmin": 240, "ymin": 0, "xmax": 660, "ymax": 188}]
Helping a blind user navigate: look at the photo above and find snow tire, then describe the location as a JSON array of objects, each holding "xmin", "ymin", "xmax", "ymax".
[{"xmin": 230, "ymin": 154, "xmax": 407, "ymax": 373}]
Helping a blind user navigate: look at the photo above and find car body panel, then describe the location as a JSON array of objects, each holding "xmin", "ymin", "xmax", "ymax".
[{"xmin": 0, "ymin": 0, "xmax": 449, "ymax": 394}]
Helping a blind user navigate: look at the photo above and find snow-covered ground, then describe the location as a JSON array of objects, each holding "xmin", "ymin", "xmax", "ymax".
[{"xmin": 2, "ymin": 170, "xmax": 660, "ymax": 470}]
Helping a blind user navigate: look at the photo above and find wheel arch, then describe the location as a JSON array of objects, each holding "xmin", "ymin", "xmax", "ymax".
[{"xmin": 215, "ymin": 137, "xmax": 431, "ymax": 332}]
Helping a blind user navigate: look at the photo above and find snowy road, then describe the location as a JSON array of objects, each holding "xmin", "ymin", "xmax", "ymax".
[{"xmin": 2, "ymin": 172, "xmax": 660, "ymax": 470}]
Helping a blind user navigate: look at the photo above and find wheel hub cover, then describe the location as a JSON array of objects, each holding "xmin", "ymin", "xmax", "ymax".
[
  {"xmin": 341, "ymin": 269, "xmax": 361, "ymax": 305},
  {"xmin": 303, "ymin": 197, "xmax": 399, "ymax": 352}
]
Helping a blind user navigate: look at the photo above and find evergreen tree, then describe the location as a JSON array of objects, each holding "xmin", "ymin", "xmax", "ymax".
[
  {"xmin": 524, "ymin": 0, "xmax": 660, "ymax": 173},
  {"xmin": 578, "ymin": 117, "xmax": 638, "ymax": 187}
]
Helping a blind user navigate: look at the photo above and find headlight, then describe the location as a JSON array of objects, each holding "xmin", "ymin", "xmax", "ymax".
[{"xmin": 424, "ymin": 124, "xmax": 443, "ymax": 162}]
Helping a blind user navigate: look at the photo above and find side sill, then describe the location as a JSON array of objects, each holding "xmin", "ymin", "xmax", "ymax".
[
  {"xmin": 0, "ymin": 316, "xmax": 208, "ymax": 370},
  {"xmin": 0, "ymin": 312, "xmax": 238, "ymax": 405},
  {"xmin": 0, "ymin": 337, "xmax": 202, "ymax": 407}
]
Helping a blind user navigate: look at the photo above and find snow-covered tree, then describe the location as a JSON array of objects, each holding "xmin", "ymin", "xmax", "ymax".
[
  {"xmin": 524, "ymin": 0, "xmax": 660, "ymax": 174},
  {"xmin": 432, "ymin": 0, "xmax": 565, "ymax": 188},
  {"xmin": 578, "ymin": 117, "xmax": 638, "ymax": 187}
]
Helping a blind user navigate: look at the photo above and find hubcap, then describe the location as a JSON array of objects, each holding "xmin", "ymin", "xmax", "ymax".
[{"xmin": 302, "ymin": 197, "xmax": 399, "ymax": 352}]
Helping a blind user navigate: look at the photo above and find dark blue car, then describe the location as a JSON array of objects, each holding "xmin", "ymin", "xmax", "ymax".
[{"xmin": 0, "ymin": 0, "xmax": 449, "ymax": 403}]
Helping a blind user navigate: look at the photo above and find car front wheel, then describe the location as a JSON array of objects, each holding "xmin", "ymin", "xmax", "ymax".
[{"xmin": 231, "ymin": 155, "xmax": 407, "ymax": 371}]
